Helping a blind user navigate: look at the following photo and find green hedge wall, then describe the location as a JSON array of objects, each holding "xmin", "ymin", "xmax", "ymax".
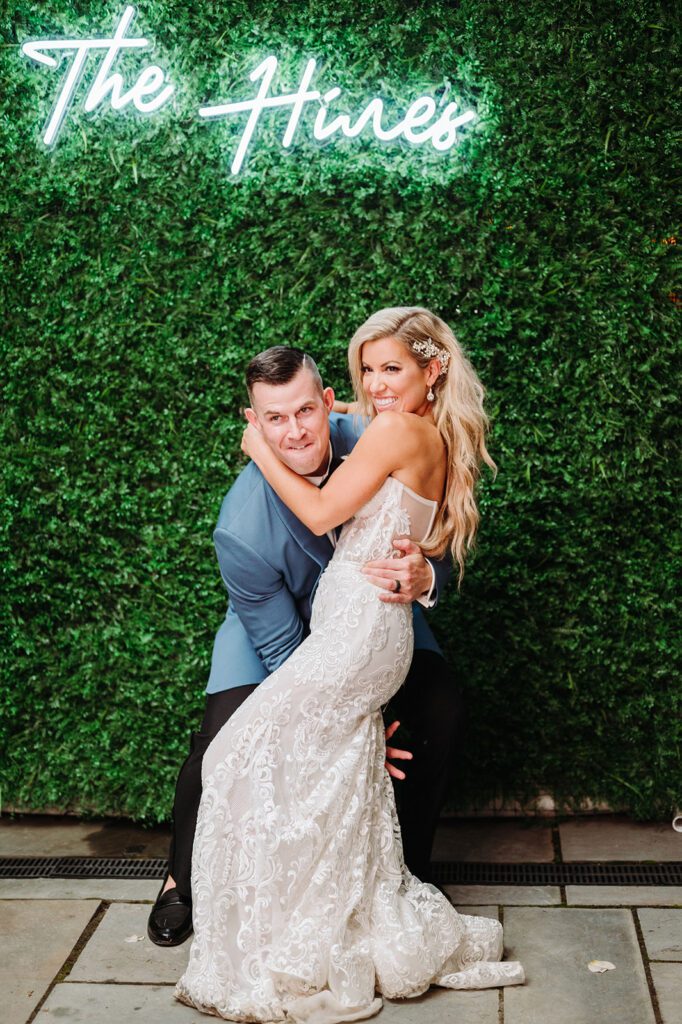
[{"xmin": 1, "ymin": 0, "xmax": 679, "ymax": 822}]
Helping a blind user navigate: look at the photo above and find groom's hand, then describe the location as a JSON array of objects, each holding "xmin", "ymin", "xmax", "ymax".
[
  {"xmin": 385, "ymin": 720, "xmax": 413, "ymax": 780},
  {"xmin": 362, "ymin": 539, "xmax": 432, "ymax": 603}
]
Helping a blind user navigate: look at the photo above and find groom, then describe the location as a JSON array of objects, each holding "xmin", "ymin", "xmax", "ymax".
[{"xmin": 148, "ymin": 346, "xmax": 465, "ymax": 946}]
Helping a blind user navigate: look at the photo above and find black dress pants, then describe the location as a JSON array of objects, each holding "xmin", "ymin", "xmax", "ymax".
[{"xmin": 168, "ymin": 649, "xmax": 465, "ymax": 898}]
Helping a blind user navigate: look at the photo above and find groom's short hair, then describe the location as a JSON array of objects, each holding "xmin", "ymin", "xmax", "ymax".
[{"xmin": 246, "ymin": 346, "xmax": 324, "ymax": 401}]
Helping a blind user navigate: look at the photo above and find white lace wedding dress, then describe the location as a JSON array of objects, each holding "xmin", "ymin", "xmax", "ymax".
[{"xmin": 175, "ymin": 475, "xmax": 525, "ymax": 1022}]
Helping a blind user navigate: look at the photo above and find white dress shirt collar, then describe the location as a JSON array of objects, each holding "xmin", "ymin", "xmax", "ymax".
[{"xmin": 303, "ymin": 442, "xmax": 333, "ymax": 487}]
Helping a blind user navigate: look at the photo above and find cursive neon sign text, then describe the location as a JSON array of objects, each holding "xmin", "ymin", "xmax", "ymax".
[
  {"xmin": 199, "ymin": 55, "xmax": 476, "ymax": 175},
  {"xmin": 21, "ymin": 6, "xmax": 476, "ymax": 175},
  {"xmin": 21, "ymin": 6, "xmax": 174, "ymax": 146}
]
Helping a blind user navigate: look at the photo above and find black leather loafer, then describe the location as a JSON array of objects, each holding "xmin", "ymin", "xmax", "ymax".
[{"xmin": 147, "ymin": 878, "xmax": 193, "ymax": 946}]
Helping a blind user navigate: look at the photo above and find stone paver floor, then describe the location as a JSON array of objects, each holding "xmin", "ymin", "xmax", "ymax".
[{"xmin": 2, "ymin": 814, "xmax": 680, "ymax": 1024}]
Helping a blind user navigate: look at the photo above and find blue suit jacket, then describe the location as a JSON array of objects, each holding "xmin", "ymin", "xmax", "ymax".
[{"xmin": 206, "ymin": 413, "xmax": 449, "ymax": 693}]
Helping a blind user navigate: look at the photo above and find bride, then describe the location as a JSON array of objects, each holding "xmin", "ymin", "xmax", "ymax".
[{"xmin": 175, "ymin": 307, "xmax": 525, "ymax": 1022}]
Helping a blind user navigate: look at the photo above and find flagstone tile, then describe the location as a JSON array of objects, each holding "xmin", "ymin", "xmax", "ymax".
[
  {"xmin": 68, "ymin": 902, "xmax": 190, "ymax": 983},
  {"xmin": 0, "ymin": 813, "xmax": 171, "ymax": 858},
  {"xmin": 0, "ymin": 899, "xmax": 97, "ymax": 1024},
  {"xmin": 433, "ymin": 819, "xmax": 554, "ymax": 862},
  {"xmin": 637, "ymin": 909, "xmax": 682, "ymax": 960},
  {"xmin": 0, "ymin": 817, "xmax": 97, "ymax": 857},
  {"xmin": 444, "ymin": 885, "xmax": 560, "ymax": 905},
  {"xmin": 503, "ymin": 907, "xmax": 655, "ymax": 1024},
  {"xmin": 566, "ymin": 886, "xmax": 682, "ymax": 907},
  {"xmin": 650, "ymin": 963, "xmax": 682, "ymax": 1024},
  {"xmin": 559, "ymin": 816, "xmax": 681, "ymax": 861},
  {"xmin": 383, "ymin": 985, "xmax": 498, "ymax": 1023},
  {"xmin": 0, "ymin": 877, "xmax": 159, "ymax": 900},
  {"xmin": 35, "ymin": 982, "xmax": 498, "ymax": 1024},
  {"xmin": 454, "ymin": 905, "xmax": 500, "ymax": 920},
  {"xmin": 33, "ymin": 982, "xmax": 206, "ymax": 1022}
]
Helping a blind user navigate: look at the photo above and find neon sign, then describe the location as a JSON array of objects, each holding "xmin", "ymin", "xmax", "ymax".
[
  {"xmin": 21, "ymin": 6, "xmax": 477, "ymax": 175},
  {"xmin": 21, "ymin": 6, "xmax": 174, "ymax": 146},
  {"xmin": 199, "ymin": 55, "xmax": 476, "ymax": 175}
]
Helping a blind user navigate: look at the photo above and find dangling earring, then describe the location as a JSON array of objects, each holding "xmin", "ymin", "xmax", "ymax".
[{"xmin": 427, "ymin": 386, "xmax": 435, "ymax": 402}]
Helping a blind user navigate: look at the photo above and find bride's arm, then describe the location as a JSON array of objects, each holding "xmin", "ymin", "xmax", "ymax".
[
  {"xmin": 332, "ymin": 398, "xmax": 360, "ymax": 414},
  {"xmin": 242, "ymin": 412, "xmax": 418, "ymax": 536}
]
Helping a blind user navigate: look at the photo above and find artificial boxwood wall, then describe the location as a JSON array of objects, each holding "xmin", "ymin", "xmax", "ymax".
[{"xmin": 1, "ymin": 0, "xmax": 679, "ymax": 822}]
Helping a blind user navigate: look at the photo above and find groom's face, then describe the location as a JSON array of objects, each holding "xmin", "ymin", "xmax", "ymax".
[{"xmin": 247, "ymin": 368, "xmax": 335, "ymax": 476}]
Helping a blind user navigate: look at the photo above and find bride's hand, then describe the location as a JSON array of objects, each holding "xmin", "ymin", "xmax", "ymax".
[{"xmin": 241, "ymin": 422, "xmax": 270, "ymax": 462}]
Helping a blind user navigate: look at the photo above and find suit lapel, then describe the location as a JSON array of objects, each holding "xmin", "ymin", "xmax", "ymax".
[
  {"xmin": 267, "ymin": 422, "xmax": 356, "ymax": 568},
  {"xmin": 328, "ymin": 416, "xmax": 356, "ymax": 460},
  {"xmin": 270, "ymin": 489, "xmax": 333, "ymax": 568}
]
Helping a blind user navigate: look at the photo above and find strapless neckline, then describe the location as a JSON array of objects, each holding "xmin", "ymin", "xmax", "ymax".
[
  {"xmin": 339, "ymin": 457, "xmax": 439, "ymax": 510},
  {"xmin": 390, "ymin": 476, "xmax": 439, "ymax": 508},
  {"xmin": 386, "ymin": 476, "xmax": 438, "ymax": 545}
]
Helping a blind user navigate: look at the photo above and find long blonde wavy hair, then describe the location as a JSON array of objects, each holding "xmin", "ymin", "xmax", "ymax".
[{"xmin": 348, "ymin": 306, "xmax": 497, "ymax": 588}]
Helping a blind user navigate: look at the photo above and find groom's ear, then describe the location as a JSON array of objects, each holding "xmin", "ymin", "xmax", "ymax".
[
  {"xmin": 244, "ymin": 407, "xmax": 261, "ymax": 429},
  {"xmin": 322, "ymin": 387, "xmax": 335, "ymax": 413}
]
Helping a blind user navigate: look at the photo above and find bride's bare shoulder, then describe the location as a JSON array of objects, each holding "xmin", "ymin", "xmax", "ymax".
[
  {"xmin": 364, "ymin": 411, "xmax": 441, "ymax": 449},
  {"xmin": 364, "ymin": 410, "xmax": 423, "ymax": 436}
]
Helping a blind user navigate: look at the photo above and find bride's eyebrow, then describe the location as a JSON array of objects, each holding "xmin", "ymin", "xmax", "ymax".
[{"xmin": 363, "ymin": 360, "xmax": 403, "ymax": 368}]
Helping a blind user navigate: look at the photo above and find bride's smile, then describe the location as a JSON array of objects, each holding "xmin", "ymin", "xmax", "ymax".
[{"xmin": 361, "ymin": 336, "xmax": 437, "ymax": 419}]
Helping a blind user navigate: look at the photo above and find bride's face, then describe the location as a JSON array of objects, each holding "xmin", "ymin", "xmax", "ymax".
[
  {"xmin": 360, "ymin": 336, "xmax": 436, "ymax": 417},
  {"xmin": 248, "ymin": 368, "xmax": 335, "ymax": 476}
]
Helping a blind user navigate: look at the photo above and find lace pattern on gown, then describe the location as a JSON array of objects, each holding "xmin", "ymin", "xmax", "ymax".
[{"xmin": 174, "ymin": 476, "xmax": 525, "ymax": 1021}]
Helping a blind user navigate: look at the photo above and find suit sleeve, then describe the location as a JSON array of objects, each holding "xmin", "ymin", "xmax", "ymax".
[
  {"xmin": 423, "ymin": 553, "xmax": 452, "ymax": 608},
  {"xmin": 329, "ymin": 411, "xmax": 367, "ymax": 449},
  {"xmin": 214, "ymin": 528, "xmax": 306, "ymax": 675}
]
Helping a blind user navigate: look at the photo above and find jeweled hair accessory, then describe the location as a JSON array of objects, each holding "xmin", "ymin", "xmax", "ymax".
[{"xmin": 411, "ymin": 336, "xmax": 451, "ymax": 376}]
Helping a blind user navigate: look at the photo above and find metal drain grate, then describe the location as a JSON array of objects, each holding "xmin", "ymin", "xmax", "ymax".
[
  {"xmin": 1, "ymin": 857, "xmax": 681, "ymax": 885},
  {"xmin": 0, "ymin": 856, "xmax": 167, "ymax": 879},
  {"xmin": 0, "ymin": 857, "xmax": 57, "ymax": 878},
  {"xmin": 430, "ymin": 862, "xmax": 682, "ymax": 886}
]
